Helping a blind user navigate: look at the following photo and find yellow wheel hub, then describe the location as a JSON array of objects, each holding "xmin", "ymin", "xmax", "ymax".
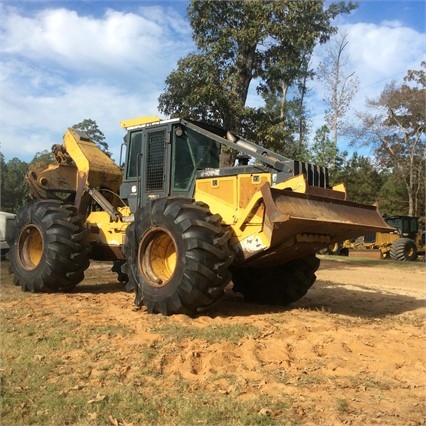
[
  {"xmin": 19, "ymin": 225, "xmax": 44, "ymax": 270},
  {"xmin": 138, "ymin": 229, "xmax": 177, "ymax": 287}
]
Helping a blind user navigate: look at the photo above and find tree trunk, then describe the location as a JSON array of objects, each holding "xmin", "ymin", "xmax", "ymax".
[{"xmin": 227, "ymin": 43, "xmax": 257, "ymax": 132}]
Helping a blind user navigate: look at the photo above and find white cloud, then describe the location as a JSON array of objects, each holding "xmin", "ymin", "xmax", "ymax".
[
  {"xmin": 1, "ymin": 79, "xmax": 158, "ymax": 160},
  {"xmin": 2, "ymin": 6, "xmax": 190, "ymax": 76},
  {"xmin": 380, "ymin": 19, "xmax": 404, "ymax": 28},
  {"xmin": 344, "ymin": 22, "xmax": 425, "ymax": 80},
  {"xmin": 0, "ymin": 4, "xmax": 194, "ymax": 162}
]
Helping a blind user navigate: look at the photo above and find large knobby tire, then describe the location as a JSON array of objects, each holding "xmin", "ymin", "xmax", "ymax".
[
  {"xmin": 122, "ymin": 198, "xmax": 234, "ymax": 316},
  {"xmin": 8, "ymin": 200, "xmax": 90, "ymax": 292},
  {"xmin": 389, "ymin": 237, "xmax": 418, "ymax": 261},
  {"xmin": 232, "ymin": 255, "xmax": 320, "ymax": 306}
]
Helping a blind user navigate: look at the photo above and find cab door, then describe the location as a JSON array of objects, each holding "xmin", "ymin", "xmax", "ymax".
[
  {"xmin": 120, "ymin": 125, "xmax": 171, "ymax": 212},
  {"xmin": 142, "ymin": 126, "xmax": 170, "ymax": 205}
]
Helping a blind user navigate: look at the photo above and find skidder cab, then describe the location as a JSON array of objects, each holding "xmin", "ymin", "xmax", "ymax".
[{"xmin": 8, "ymin": 116, "xmax": 392, "ymax": 315}]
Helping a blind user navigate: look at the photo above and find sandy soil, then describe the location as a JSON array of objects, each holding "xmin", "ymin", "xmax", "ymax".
[{"xmin": 1, "ymin": 256, "xmax": 425, "ymax": 425}]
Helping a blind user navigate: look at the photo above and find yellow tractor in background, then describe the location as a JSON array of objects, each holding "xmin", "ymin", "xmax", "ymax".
[
  {"xmin": 8, "ymin": 116, "xmax": 393, "ymax": 315},
  {"xmin": 344, "ymin": 215, "xmax": 425, "ymax": 261}
]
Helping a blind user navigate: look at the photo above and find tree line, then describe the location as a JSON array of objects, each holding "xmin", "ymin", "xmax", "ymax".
[{"xmin": 1, "ymin": 1, "xmax": 424, "ymax": 220}]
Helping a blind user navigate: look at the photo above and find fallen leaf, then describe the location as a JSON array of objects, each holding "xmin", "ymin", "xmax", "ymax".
[
  {"xmin": 88, "ymin": 412, "xmax": 97, "ymax": 421},
  {"xmin": 259, "ymin": 407, "xmax": 281, "ymax": 417},
  {"xmin": 258, "ymin": 408, "xmax": 272, "ymax": 416},
  {"xmin": 88, "ymin": 393, "xmax": 107, "ymax": 404},
  {"xmin": 69, "ymin": 385, "xmax": 84, "ymax": 391},
  {"xmin": 109, "ymin": 415, "xmax": 119, "ymax": 426}
]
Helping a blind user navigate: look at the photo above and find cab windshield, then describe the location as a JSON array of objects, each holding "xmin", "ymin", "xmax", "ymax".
[{"xmin": 172, "ymin": 126, "xmax": 220, "ymax": 191}]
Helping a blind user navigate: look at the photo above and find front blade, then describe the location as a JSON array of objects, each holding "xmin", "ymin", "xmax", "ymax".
[{"xmin": 244, "ymin": 183, "xmax": 393, "ymax": 267}]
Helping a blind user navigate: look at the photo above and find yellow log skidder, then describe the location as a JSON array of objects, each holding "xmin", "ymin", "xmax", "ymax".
[{"xmin": 8, "ymin": 117, "xmax": 392, "ymax": 315}]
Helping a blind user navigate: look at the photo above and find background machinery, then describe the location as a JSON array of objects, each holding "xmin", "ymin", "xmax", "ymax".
[
  {"xmin": 346, "ymin": 215, "xmax": 425, "ymax": 261},
  {"xmin": 0, "ymin": 211, "xmax": 16, "ymax": 259},
  {"xmin": 8, "ymin": 117, "xmax": 393, "ymax": 315}
]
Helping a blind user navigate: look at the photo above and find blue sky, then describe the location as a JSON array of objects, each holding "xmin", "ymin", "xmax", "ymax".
[{"xmin": 1, "ymin": 0, "xmax": 425, "ymax": 163}]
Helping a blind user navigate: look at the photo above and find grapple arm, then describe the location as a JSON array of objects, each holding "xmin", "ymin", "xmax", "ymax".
[{"xmin": 26, "ymin": 128, "xmax": 123, "ymax": 217}]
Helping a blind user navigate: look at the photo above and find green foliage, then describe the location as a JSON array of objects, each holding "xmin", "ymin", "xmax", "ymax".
[
  {"xmin": 376, "ymin": 173, "xmax": 408, "ymax": 216},
  {"xmin": 354, "ymin": 62, "xmax": 425, "ymax": 216},
  {"xmin": 0, "ymin": 154, "xmax": 29, "ymax": 213},
  {"xmin": 30, "ymin": 150, "xmax": 54, "ymax": 173},
  {"xmin": 0, "ymin": 151, "xmax": 56, "ymax": 213},
  {"xmin": 72, "ymin": 118, "xmax": 111, "ymax": 157},
  {"xmin": 310, "ymin": 125, "xmax": 338, "ymax": 168},
  {"xmin": 159, "ymin": 0, "xmax": 357, "ymax": 152},
  {"xmin": 327, "ymin": 148, "xmax": 417, "ymax": 218},
  {"xmin": 317, "ymin": 152, "xmax": 389, "ymax": 209},
  {"xmin": 159, "ymin": 52, "xmax": 247, "ymax": 128},
  {"xmin": 249, "ymin": 92, "xmax": 311, "ymax": 161},
  {"xmin": 333, "ymin": 153, "xmax": 384, "ymax": 206}
]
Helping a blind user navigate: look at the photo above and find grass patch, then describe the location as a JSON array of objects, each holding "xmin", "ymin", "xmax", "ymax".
[
  {"xmin": 105, "ymin": 382, "xmax": 292, "ymax": 426},
  {"xmin": 0, "ymin": 302, "xmax": 139, "ymax": 425},
  {"xmin": 149, "ymin": 322, "xmax": 261, "ymax": 344},
  {"xmin": 0, "ymin": 282, "xmax": 284, "ymax": 425},
  {"xmin": 294, "ymin": 373, "xmax": 325, "ymax": 386},
  {"xmin": 336, "ymin": 398, "xmax": 350, "ymax": 414},
  {"xmin": 347, "ymin": 374, "xmax": 391, "ymax": 391},
  {"xmin": 382, "ymin": 312, "xmax": 425, "ymax": 327},
  {"xmin": 1, "ymin": 364, "xmax": 292, "ymax": 425},
  {"xmin": 318, "ymin": 254, "xmax": 425, "ymax": 270}
]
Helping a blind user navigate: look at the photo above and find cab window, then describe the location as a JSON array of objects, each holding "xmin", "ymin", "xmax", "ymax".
[{"xmin": 172, "ymin": 126, "xmax": 220, "ymax": 191}]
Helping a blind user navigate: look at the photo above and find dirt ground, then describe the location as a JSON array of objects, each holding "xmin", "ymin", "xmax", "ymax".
[{"xmin": 1, "ymin": 256, "xmax": 425, "ymax": 425}]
